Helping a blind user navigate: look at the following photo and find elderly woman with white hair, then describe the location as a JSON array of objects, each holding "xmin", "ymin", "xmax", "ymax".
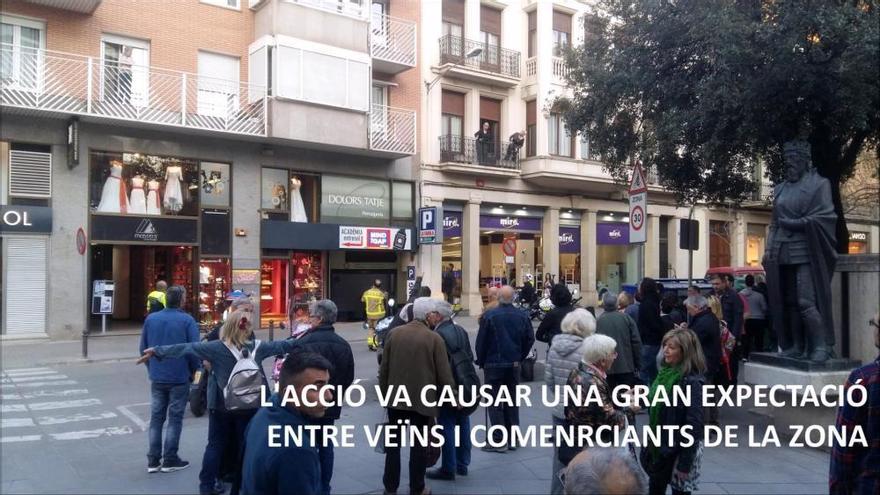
[{"xmin": 544, "ymin": 308, "xmax": 596, "ymax": 495}]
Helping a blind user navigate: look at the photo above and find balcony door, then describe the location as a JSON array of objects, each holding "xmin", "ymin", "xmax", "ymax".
[
  {"xmin": 371, "ymin": 1, "xmax": 388, "ymax": 48},
  {"xmin": 100, "ymin": 35, "xmax": 150, "ymax": 108},
  {"xmin": 197, "ymin": 51, "xmax": 240, "ymax": 119},
  {"xmin": 480, "ymin": 6, "xmax": 501, "ymax": 72},
  {"xmin": 0, "ymin": 15, "xmax": 45, "ymax": 92},
  {"xmin": 371, "ymin": 83, "xmax": 388, "ymax": 140}
]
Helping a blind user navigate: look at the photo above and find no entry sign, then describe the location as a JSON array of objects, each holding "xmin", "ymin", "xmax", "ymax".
[{"xmin": 502, "ymin": 237, "xmax": 517, "ymax": 256}]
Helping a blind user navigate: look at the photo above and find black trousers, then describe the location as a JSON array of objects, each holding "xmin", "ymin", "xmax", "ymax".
[
  {"xmin": 644, "ymin": 451, "xmax": 690, "ymax": 495},
  {"xmin": 383, "ymin": 408, "xmax": 431, "ymax": 494},
  {"xmin": 485, "ymin": 366, "xmax": 520, "ymax": 444},
  {"xmin": 743, "ymin": 318, "xmax": 767, "ymax": 358}
]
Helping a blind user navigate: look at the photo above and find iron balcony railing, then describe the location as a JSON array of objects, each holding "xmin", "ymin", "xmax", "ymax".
[
  {"xmin": 370, "ymin": 13, "xmax": 416, "ymax": 67},
  {"xmin": 0, "ymin": 44, "xmax": 267, "ymax": 137},
  {"xmin": 438, "ymin": 35, "xmax": 521, "ymax": 79},
  {"xmin": 439, "ymin": 134, "xmax": 521, "ymax": 170},
  {"xmin": 751, "ymin": 181, "xmax": 774, "ymax": 202},
  {"xmin": 370, "ymin": 104, "xmax": 415, "ymax": 155},
  {"xmin": 291, "ymin": 0, "xmax": 368, "ymax": 18}
]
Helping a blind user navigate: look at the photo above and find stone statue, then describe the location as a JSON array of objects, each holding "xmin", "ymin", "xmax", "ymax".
[{"xmin": 763, "ymin": 140, "xmax": 838, "ymax": 362}]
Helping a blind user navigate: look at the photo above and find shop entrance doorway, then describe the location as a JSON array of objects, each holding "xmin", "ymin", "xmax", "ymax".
[
  {"xmin": 330, "ymin": 269, "xmax": 396, "ymax": 322},
  {"xmin": 90, "ymin": 244, "xmax": 196, "ymax": 331}
]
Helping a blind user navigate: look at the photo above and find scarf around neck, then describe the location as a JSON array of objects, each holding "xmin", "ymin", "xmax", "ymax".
[{"xmin": 648, "ymin": 364, "xmax": 683, "ymax": 459}]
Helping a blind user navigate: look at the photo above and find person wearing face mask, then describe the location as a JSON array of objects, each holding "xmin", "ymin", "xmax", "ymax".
[
  {"xmin": 641, "ymin": 328, "xmax": 707, "ymax": 495},
  {"xmin": 240, "ymin": 351, "xmax": 334, "ymax": 495},
  {"xmin": 379, "ymin": 298, "xmax": 456, "ymax": 495}
]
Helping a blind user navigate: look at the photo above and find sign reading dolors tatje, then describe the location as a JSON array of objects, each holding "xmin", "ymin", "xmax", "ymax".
[{"xmin": 339, "ymin": 226, "xmax": 412, "ymax": 250}]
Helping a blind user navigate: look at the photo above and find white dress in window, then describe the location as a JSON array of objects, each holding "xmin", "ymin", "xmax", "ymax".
[
  {"xmin": 96, "ymin": 163, "xmax": 130, "ymax": 213},
  {"xmin": 163, "ymin": 165, "xmax": 184, "ymax": 213},
  {"xmin": 290, "ymin": 177, "xmax": 308, "ymax": 222},
  {"xmin": 129, "ymin": 176, "xmax": 147, "ymax": 214},
  {"xmin": 146, "ymin": 179, "xmax": 162, "ymax": 215}
]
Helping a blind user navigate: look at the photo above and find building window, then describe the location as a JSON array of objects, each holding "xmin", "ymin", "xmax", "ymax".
[
  {"xmin": 526, "ymin": 100, "xmax": 536, "ymax": 157},
  {"xmin": 552, "ymin": 30, "xmax": 570, "ymax": 56},
  {"xmin": 200, "ymin": 0, "xmax": 240, "ymax": 9},
  {"xmin": 101, "ymin": 34, "xmax": 150, "ymax": 108},
  {"xmin": 0, "ymin": 15, "xmax": 45, "ymax": 91},
  {"xmin": 197, "ymin": 51, "xmax": 240, "ymax": 119},
  {"xmin": 548, "ymin": 113, "xmax": 572, "ymax": 157},
  {"xmin": 580, "ymin": 134, "xmax": 600, "ymax": 161},
  {"xmin": 528, "ymin": 11, "xmax": 537, "ymax": 58},
  {"xmin": 274, "ymin": 41, "xmax": 370, "ymax": 112}
]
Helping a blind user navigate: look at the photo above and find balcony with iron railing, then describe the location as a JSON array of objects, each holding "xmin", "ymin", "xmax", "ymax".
[
  {"xmin": 371, "ymin": 14, "xmax": 416, "ymax": 74},
  {"xmin": 369, "ymin": 104, "xmax": 416, "ymax": 156},
  {"xmin": 438, "ymin": 35, "xmax": 521, "ymax": 86},
  {"xmin": 0, "ymin": 44, "xmax": 267, "ymax": 137},
  {"xmin": 438, "ymin": 135, "xmax": 521, "ymax": 176}
]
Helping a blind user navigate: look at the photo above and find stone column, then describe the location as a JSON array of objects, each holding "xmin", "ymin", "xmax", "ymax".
[
  {"xmin": 581, "ymin": 210, "xmax": 598, "ymax": 305},
  {"xmin": 543, "ymin": 207, "xmax": 560, "ymax": 283},
  {"xmin": 645, "ymin": 214, "xmax": 661, "ymax": 278},
  {"xmin": 461, "ymin": 200, "xmax": 483, "ymax": 314},
  {"xmin": 731, "ymin": 212, "xmax": 746, "ymax": 267},
  {"xmin": 416, "ymin": 199, "xmax": 444, "ymax": 298}
]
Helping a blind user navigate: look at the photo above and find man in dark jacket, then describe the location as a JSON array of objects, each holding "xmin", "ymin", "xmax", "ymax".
[
  {"xmin": 637, "ymin": 278, "xmax": 664, "ymax": 386},
  {"xmin": 536, "ymin": 284, "xmax": 576, "ymax": 344},
  {"xmin": 139, "ymin": 286, "xmax": 200, "ymax": 473},
  {"xmin": 685, "ymin": 294, "xmax": 722, "ymax": 424},
  {"xmin": 297, "ymin": 300, "xmax": 354, "ymax": 495},
  {"xmin": 442, "ymin": 264, "xmax": 456, "ymax": 303},
  {"xmin": 241, "ymin": 352, "xmax": 332, "ymax": 495},
  {"xmin": 712, "ymin": 274, "xmax": 743, "ymax": 384},
  {"xmin": 476, "ymin": 286, "xmax": 535, "ymax": 451},
  {"xmin": 596, "ymin": 293, "xmax": 642, "ymax": 393}
]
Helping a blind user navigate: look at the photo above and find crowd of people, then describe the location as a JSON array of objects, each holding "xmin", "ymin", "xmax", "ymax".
[{"xmin": 135, "ymin": 272, "xmax": 878, "ymax": 495}]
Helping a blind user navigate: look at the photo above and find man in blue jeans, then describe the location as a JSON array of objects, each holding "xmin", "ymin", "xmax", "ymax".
[
  {"xmin": 139, "ymin": 285, "xmax": 200, "ymax": 474},
  {"xmin": 476, "ymin": 286, "xmax": 535, "ymax": 452}
]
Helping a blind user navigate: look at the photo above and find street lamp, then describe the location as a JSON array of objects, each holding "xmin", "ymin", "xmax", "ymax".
[{"xmin": 425, "ymin": 46, "xmax": 484, "ymax": 93}]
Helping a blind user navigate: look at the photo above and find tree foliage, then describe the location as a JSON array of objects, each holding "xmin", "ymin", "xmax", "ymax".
[{"xmin": 558, "ymin": 0, "xmax": 879, "ymax": 251}]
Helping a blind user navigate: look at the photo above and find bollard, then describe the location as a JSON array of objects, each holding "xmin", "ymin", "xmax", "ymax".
[
  {"xmin": 269, "ymin": 320, "xmax": 275, "ymax": 342},
  {"xmin": 82, "ymin": 329, "xmax": 89, "ymax": 359}
]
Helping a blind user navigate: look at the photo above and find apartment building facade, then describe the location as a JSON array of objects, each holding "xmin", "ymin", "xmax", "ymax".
[
  {"xmin": 0, "ymin": 0, "xmax": 420, "ymax": 337},
  {"xmin": 414, "ymin": 0, "xmax": 879, "ymax": 312}
]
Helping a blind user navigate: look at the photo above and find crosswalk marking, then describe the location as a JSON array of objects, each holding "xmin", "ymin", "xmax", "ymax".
[
  {"xmin": 1, "ymin": 389, "xmax": 89, "ymax": 401},
  {"xmin": 0, "ymin": 404, "xmax": 28, "ymax": 413},
  {"xmin": 2, "ymin": 374, "xmax": 68, "ymax": 383},
  {"xmin": 1, "ymin": 418, "xmax": 36, "ymax": 428},
  {"xmin": 0, "ymin": 380, "xmax": 78, "ymax": 389},
  {"xmin": 37, "ymin": 412, "xmax": 118, "ymax": 426},
  {"xmin": 116, "ymin": 404, "xmax": 150, "ymax": 431},
  {"xmin": 0, "ymin": 434, "xmax": 42, "ymax": 443},
  {"xmin": 2, "ymin": 370, "xmax": 58, "ymax": 378},
  {"xmin": 3, "ymin": 367, "xmax": 52, "ymax": 374},
  {"xmin": 27, "ymin": 398, "xmax": 102, "ymax": 411},
  {"xmin": 49, "ymin": 426, "xmax": 133, "ymax": 441}
]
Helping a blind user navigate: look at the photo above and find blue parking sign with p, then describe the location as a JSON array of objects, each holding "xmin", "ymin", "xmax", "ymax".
[{"xmin": 418, "ymin": 206, "xmax": 442, "ymax": 244}]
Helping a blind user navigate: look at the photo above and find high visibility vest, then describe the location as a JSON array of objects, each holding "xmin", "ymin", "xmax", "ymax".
[
  {"xmin": 146, "ymin": 290, "xmax": 166, "ymax": 311},
  {"xmin": 361, "ymin": 288, "xmax": 386, "ymax": 319}
]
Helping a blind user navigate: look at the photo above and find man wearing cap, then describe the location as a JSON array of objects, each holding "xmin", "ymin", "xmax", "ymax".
[
  {"xmin": 379, "ymin": 297, "xmax": 456, "ymax": 495},
  {"xmin": 361, "ymin": 279, "xmax": 387, "ymax": 351}
]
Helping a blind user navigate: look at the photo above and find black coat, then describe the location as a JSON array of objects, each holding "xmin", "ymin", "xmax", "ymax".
[
  {"xmin": 536, "ymin": 284, "xmax": 576, "ymax": 343},
  {"xmin": 688, "ymin": 309, "xmax": 722, "ymax": 376},
  {"xmin": 637, "ymin": 294, "xmax": 665, "ymax": 346},
  {"xmin": 297, "ymin": 325, "xmax": 355, "ymax": 420}
]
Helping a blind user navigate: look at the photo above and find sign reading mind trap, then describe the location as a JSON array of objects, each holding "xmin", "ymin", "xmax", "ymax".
[{"xmin": 629, "ymin": 162, "xmax": 648, "ymax": 244}]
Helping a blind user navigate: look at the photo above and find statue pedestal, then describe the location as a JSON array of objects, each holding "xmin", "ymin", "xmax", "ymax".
[{"xmin": 743, "ymin": 353, "xmax": 861, "ymax": 446}]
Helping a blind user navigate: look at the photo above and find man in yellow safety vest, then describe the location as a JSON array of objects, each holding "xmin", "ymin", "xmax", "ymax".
[
  {"xmin": 361, "ymin": 279, "xmax": 387, "ymax": 351},
  {"xmin": 146, "ymin": 280, "xmax": 168, "ymax": 314}
]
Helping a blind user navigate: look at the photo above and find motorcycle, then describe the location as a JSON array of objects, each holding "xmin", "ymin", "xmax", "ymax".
[{"xmin": 372, "ymin": 298, "xmax": 396, "ymax": 365}]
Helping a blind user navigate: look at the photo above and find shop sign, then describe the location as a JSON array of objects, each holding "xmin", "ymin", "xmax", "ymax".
[
  {"xmin": 849, "ymin": 231, "xmax": 867, "ymax": 242},
  {"xmin": 91, "ymin": 280, "xmax": 115, "ymax": 315},
  {"xmin": 338, "ymin": 226, "xmax": 412, "ymax": 250},
  {"xmin": 0, "ymin": 205, "xmax": 52, "ymax": 234},
  {"xmin": 232, "ymin": 269, "xmax": 260, "ymax": 286},
  {"xmin": 321, "ymin": 176, "xmax": 390, "ymax": 224},
  {"xmin": 480, "ymin": 215, "xmax": 541, "ymax": 232},
  {"xmin": 597, "ymin": 223, "xmax": 629, "ymax": 245},
  {"xmin": 444, "ymin": 211, "xmax": 462, "ymax": 237},
  {"xmin": 406, "ymin": 266, "xmax": 416, "ymax": 298},
  {"xmin": 560, "ymin": 227, "xmax": 581, "ymax": 253},
  {"xmin": 418, "ymin": 206, "xmax": 443, "ymax": 244},
  {"xmin": 90, "ymin": 215, "xmax": 198, "ymax": 245}
]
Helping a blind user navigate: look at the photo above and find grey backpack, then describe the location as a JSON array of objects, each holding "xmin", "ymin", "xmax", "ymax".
[{"xmin": 222, "ymin": 340, "xmax": 263, "ymax": 411}]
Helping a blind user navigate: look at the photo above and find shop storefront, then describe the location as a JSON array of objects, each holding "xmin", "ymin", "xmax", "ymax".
[
  {"xmin": 88, "ymin": 151, "xmax": 231, "ymax": 329},
  {"xmin": 260, "ymin": 171, "xmax": 414, "ymax": 324},
  {"xmin": 441, "ymin": 210, "xmax": 463, "ymax": 301},
  {"xmin": 478, "ymin": 211, "xmax": 544, "ymax": 290},
  {"xmin": 596, "ymin": 220, "xmax": 639, "ymax": 294},
  {"xmin": 848, "ymin": 231, "xmax": 869, "ymax": 254},
  {"xmin": 559, "ymin": 224, "xmax": 581, "ymax": 290},
  {"xmin": 1, "ymin": 204, "xmax": 52, "ymax": 336}
]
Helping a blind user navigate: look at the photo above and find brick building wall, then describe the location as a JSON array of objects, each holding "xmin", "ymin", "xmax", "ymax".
[{"xmin": 386, "ymin": 0, "xmax": 420, "ymax": 151}]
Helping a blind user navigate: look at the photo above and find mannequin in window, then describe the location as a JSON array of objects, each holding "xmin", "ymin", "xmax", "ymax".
[
  {"xmin": 97, "ymin": 160, "xmax": 130, "ymax": 213},
  {"xmin": 163, "ymin": 165, "xmax": 184, "ymax": 213},
  {"xmin": 146, "ymin": 179, "xmax": 162, "ymax": 215},
  {"xmin": 290, "ymin": 176, "xmax": 308, "ymax": 222},
  {"xmin": 129, "ymin": 175, "xmax": 147, "ymax": 214}
]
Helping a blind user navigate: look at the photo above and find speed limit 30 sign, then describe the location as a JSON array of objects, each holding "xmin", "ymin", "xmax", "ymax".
[{"xmin": 628, "ymin": 162, "xmax": 648, "ymax": 244}]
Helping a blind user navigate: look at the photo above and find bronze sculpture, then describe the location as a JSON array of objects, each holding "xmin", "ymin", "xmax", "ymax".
[{"xmin": 763, "ymin": 140, "xmax": 838, "ymax": 363}]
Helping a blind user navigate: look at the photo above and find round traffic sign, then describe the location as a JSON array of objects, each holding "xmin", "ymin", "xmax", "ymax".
[
  {"xmin": 76, "ymin": 227, "xmax": 87, "ymax": 255},
  {"xmin": 502, "ymin": 238, "xmax": 516, "ymax": 256},
  {"xmin": 630, "ymin": 206, "xmax": 645, "ymax": 231}
]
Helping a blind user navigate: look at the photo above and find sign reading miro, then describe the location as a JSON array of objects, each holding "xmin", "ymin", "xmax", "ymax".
[{"xmin": 321, "ymin": 175, "xmax": 390, "ymax": 224}]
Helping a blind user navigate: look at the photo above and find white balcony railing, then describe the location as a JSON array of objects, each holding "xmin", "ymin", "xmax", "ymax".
[
  {"xmin": 0, "ymin": 44, "xmax": 267, "ymax": 137},
  {"xmin": 370, "ymin": 104, "xmax": 415, "ymax": 155},
  {"xmin": 552, "ymin": 56, "xmax": 570, "ymax": 80},
  {"xmin": 291, "ymin": 0, "xmax": 368, "ymax": 18},
  {"xmin": 370, "ymin": 13, "xmax": 416, "ymax": 68}
]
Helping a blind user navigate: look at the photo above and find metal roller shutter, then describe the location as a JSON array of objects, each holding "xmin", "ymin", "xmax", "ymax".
[{"xmin": 4, "ymin": 237, "xmax": 47, "ymax": 335}]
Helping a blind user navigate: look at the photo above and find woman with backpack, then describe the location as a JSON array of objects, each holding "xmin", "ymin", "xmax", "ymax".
[{"xmin": 138, "ymin": 310, "xmax": 302, "ymax": 495}]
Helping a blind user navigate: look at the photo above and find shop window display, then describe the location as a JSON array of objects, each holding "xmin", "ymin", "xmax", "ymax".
[
  {"xmin": 290, "ymin": 252, "xmax": 324, "ymax": 319},
  {"xmin": 199, "ymin": 258, "xmax": 231, "ymax": 326},
  {"xmin": 90, "ymin": 151, "xmax": 199, "ymax": 217},
  {"xmin": 260, "ymin": 259, "xmax": 289, "ymax": 327}
]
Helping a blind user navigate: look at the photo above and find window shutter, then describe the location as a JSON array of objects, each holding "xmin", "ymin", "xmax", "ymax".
[
  {"xmin": 480, "ymin": 6, "xmax": 502, "ymax": 35},
  {"xmin": 479, "ymin": 97, "xmax": 501, "ymax": 122},
  {"xmin": 443, "ymin": 0, "xmax": 465, "ymax": 25},
  {"xmin": 526, "ymin": 100, "xmax": 536, "ymax": 125},
  {"xmin": 4, "ymin": 237, "xmax": 48, "ymax": 335},
  {"xmin": 528, "ymin": 11, "xmax": 537, "ymax": 31},
  {"xmin": 553, "ymin": 11, "xmax": 572, "ymax": 33},
  {"xmin": 8, "ymin": 150, "xmax": 51, "ymax": 198},
  {"xmin": 442, "ymin": 90, "xmax": 465, "ymax": 116}
]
